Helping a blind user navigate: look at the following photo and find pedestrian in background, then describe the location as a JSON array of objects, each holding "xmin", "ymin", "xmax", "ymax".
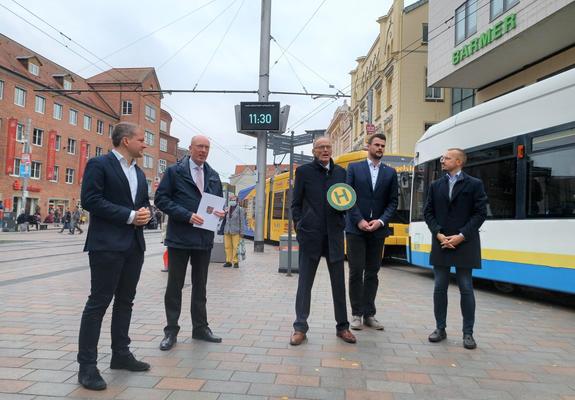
[
  {"xmin": 70, "ymin": 207, "xmax": 84, "ymax": 235},
  {"xmin": 77, "ymin": 122, "xmax": 151, "ymax": 391},
  {"xmin": 221, "ymin": 195, "xmax": 247, "ymax": 268},
  {"xmin": 424, "ymin": 148, "xmax": 488, "ymax": 350},
  {"xmin": 59, "ymin": 210, "xmax": 71, "ymax": 233},
  {"xmin": 289, "ymin": 136, "xmax": 356, "ymax": 346},
  {"xmin": 345, "ymin": 133, "xmax": 398, "ymax": 331}
]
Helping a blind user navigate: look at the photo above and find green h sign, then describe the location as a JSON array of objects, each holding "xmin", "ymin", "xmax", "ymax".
[{"xmin": 452, "ymin": 13, "xmax": 517, "ymax": 65}]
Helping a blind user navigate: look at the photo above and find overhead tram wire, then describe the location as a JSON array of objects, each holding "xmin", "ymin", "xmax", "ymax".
[
  {"xmin": 10, "ymin": 0, "xmax": 221, "ymax": 75},
  {"xmin": 4, "ymin": 2, "xmax": 245, "ymax": 176},
  {"xmin": 270, "ymin": 0, "xmax": 329, "ymax": 71},
  {"xmin": 157, "ymin": 0, "xmax": 240, "ymax": 70},
  {"xmin": 192, "ymin": 0, "xmax": 246, "ymax": 90}
]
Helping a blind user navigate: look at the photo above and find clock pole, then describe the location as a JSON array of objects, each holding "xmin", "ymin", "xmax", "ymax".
[{"xmin": 254, "ymin": 0, "xmax": 272, "ymax": 253}]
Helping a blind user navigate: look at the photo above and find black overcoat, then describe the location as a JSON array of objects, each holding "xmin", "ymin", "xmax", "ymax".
[
  {"xmin": 423, "ymin": 172, "xmax": 488, "ymax": 268},
  {"xmin": 291, "ymin": 158, "xmax": 347, "ymax": 262}
]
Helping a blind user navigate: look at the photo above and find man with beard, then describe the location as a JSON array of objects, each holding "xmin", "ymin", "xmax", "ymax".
[{"xmin": 345, "ymin": 133, "xmax": 398, "ymax": 331}]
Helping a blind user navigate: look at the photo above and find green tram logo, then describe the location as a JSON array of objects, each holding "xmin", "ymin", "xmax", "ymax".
[
  {"xmin": 327, "ymin": 183, "xmax": 356, "ymax": 211},
  {"xmin": 452, "ymin": 13, "xmax": 517, "ymax": 65}
]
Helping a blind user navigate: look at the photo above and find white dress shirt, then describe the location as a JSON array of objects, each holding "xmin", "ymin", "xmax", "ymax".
[
  {"xmin": 189, "ymin": 158, "xmax": 204, "ymax": 190},
  {"xmin": 112, "ymin": 149, "xmax": 138, "ymax": 224},
  {"xmin": 366, "ymin": 158, "xmax": 385, "ymax": 227}
]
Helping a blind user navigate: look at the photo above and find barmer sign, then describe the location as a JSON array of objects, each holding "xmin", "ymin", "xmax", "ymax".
[{"xmin": 452, "ymin": 13, "xmax": 517, "ymax": 65}]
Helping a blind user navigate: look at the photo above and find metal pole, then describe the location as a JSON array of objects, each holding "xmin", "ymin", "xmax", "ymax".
[
  {"xmin": 286, "ymin": 130, "xmax": 294, "ymax": 276},
  {"xmin": 21, "ymin": 118, "xmax": 31, "ymax": 214},
  {"xmin": 254, "ymin": 0, "xmax": 271, "ymax": 253}
]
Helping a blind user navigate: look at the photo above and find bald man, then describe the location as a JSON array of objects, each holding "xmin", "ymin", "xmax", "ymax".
[{"xmin": 155, "ymin": 136, "xmax": 225, "ymax": 350}]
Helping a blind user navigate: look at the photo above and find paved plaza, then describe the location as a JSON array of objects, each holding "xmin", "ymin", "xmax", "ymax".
[{"xmin": 0, "ymin": 229, "xmax": 574, "ymax": 400}]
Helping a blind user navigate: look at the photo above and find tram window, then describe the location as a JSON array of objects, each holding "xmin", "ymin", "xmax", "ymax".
[
  {"xmin": 466, "ymin": 158, "xmax": 516, "ymax": 219},
  {"xmin": 272, "ymin": 192, "xmax": 284, "ymax": 219},
  {"xmin": 528, "ymin": 146, "xmax": 575, "ymax": 218},
  {"xmin": 282, "ymin": 189, "xmax": 290, "ymax": 219},
  {"xmin": 411, "ymin": 159, "xmax": 440, "ymax": 222},
  {"xmin": 532, "ymin": 128, "xmax": 575, "ymax": 152}
]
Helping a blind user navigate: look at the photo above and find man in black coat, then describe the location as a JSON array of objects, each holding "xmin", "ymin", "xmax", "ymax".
[
  {"xmin": 424, "ymin": 148, "xmax": 487, "ymax": 350},
  {"xmin": 155, "ymin": 135, "xmax": 225, "ymax": 351},
  {"xmin": 77, "ymin": 123, "xmax": 152, "ymax": 391},
  {"xmin": 289, "ymin": 136, "xmax": 356, "ymax": 346},
  {"xmin": 345, "ymin": 133, "xmax": 398, "ymax": 331}
]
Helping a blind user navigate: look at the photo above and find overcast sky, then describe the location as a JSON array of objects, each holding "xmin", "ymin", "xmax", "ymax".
[{"xmin": 1, "ymin": 0, "xmax": 418, "ymax": 179}]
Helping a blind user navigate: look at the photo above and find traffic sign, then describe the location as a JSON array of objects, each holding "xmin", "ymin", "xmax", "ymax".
[
  {"xmin": 291, "ymin": 153, "xmax": 313, "ymax": 165},
  {"xmin": 365, "ymin": 123, "xmax": 376, "ymax": 135},
  {"xmin": 327, "ymin": 183, "xmax": 356, "ymax": 211},
  {"xmin": 22, "ymin": 153, "xmax": 31, "ymax": 164},
  {"xmin": 19, "ymin": 163, "xmax": 30, "ymax": 178},
  {"xmin": 267, "ymin": 133, "xmax": 292, "ymax": 155}
]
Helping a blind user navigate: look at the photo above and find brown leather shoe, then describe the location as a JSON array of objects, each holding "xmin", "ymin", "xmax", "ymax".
[
  {"xmin": 336, "ymin": 329, "xmax": 357, "ymax": 344},
  {"xmin": 289, "ymin": 331, "xmax": 306, "ymax": 346}
]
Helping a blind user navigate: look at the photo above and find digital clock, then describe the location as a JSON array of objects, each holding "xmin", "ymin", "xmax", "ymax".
[{"xmin": 240, "ymin": 102, "xmax": 280, "ymax": 131}]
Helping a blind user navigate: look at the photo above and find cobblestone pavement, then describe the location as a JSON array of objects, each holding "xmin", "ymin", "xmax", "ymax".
[{"xmin": 0, "ymin": 229, "xmax": 574, "ymax": 400}]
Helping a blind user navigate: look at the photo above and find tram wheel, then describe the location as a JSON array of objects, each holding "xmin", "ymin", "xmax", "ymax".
[{"xmin": 494, "ymin": 281, "xmax": 515, "ymax": 294}]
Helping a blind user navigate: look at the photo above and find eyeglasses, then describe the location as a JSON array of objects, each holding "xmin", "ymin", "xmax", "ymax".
[
  {"xmin": 193, "ymin": 144, "xmax": 210, "ymax": 150},
  {"xmin": 313, "ymin": 145, "xmax": 332, "ymax": 150}
]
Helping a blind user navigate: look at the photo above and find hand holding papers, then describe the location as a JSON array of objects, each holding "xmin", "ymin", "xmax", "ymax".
[{"xmin": 192, "ymin": 193, "xmax": 225, "ymax": 232}]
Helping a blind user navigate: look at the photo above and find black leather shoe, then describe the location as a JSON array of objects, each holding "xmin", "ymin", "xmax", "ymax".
[
  {"xmin": 463, "ymin": 334, "xmax": 477, "ymax": 349},
  {"xmin": 192, "ymin": 327, "xmax": 222, "ymax": 343},
  {"xmin": 159, "ymin": 334, "xmax": 177, "ymax": 351},
  {"xmin": 78, "ymin": 366, "xmax": 106, "ymax": 391},
  {"xmin": 428, "ymin": 328, "xmax": 447, "ymax": 343},
  {"xmin": 233, "ymin": 263, "xmax": 239, "ymax": 268},
  {"xmin": 223, "ymin": 262, "xmax": 232, "ymax": 268},
  {"xmin": 110, "ymin": 353, "xmax": 150, "ymax": 371}
]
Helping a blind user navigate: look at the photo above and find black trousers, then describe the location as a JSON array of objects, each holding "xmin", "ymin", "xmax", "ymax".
[
  {"xmin": 293, "ymin": 236, "xmax": 349, "ymax": 333},
  {"xmin": 77, "ymin": 238, "xmax": 144, "ymax": 366},
  {"xmin": 346, "ymin": 233, "xmax": 385, "ymax": 317},
  {"xmin": 164, "ymin": 247, "xmax": 211, "ymax": 335}
]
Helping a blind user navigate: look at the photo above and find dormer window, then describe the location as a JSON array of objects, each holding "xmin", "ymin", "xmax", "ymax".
[
  {"xmin": 63, "ymin": 79, "xmax": 72, "ymax": 90},
  {"xmin": 53, "ymin": 73, "xmax": 75, "ymax": 90},
  {"xmin": 28, "ymin": 62, "xmax": 39, "ymax": 76}
]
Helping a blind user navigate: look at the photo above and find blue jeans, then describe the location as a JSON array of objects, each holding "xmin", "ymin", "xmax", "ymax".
[{"xmin": 433, "ymin": 266, "xmax": 475, "ymax": 335}]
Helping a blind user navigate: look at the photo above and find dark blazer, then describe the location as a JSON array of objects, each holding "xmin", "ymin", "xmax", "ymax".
[
  {"xmin": 424, "ymin": 172, "xmax": 488, "ymax": 268},
  {"xmin": 155, "ymin": 155, "xmax": 223, "ymax": 250},
  {"xmin": 81, "ymin": 152, "xmax": 150, "ymax": 252},
  {"xmin": 292, "ymin": 158, "xmax": 347, "ymax": 262},
  {"xmin": 345, "ymin": 160, "xmax": 398, "ymax": 238}
]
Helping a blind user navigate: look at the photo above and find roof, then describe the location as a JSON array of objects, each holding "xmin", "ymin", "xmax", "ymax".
[
  {"xmin": 232, "ymin": 164, "xmax": 291, "ymax": 178},
  {"xmin": 87, "ymin": 67, "xmax": 156, "ymax": 84},
  {"xmin": 0, "ymin": 34, "xmax": 118, "ymax": 117}
]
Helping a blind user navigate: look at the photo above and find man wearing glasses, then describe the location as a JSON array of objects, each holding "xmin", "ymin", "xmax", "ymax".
[{"xmin": 289, "ymin": 136, "xmax": 356, "ymax": 345}]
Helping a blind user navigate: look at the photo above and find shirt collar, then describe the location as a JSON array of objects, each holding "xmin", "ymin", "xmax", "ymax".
[
  {"xmin": 189, "ymin": 158, "xmax": 204, "ymax": 171},
  {"xmin": 112, "ymin": 149, "xmax": 136, "ymax": 167},
  {"xmin": 367, "ymin": 158, "xmax": 381, "ymax": 169},
  {"xmin": 446, "ymin": 170, "xmax": 462, "ymax": 180}
]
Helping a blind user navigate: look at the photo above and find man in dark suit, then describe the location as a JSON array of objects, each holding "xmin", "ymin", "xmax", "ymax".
[
  {"xmin": 345, "ymin": 133, "xmax": 398, "ymax": 331},
  {"xmin": 77, "ymin": 123, "xmax": 152, "ymax": 391},
  {"xmin": 155, "ymin": 135, "xmax": 225, "ymax": 351},
  {"xmin": 424, "ymin": 148, "xmax": 487, "ymax": 350},
  {"xmin": 289, "ymin": 136, "xmax": 356, "ymax": 346}
]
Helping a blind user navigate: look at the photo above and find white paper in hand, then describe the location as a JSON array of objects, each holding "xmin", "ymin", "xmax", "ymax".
[{"xmin": 193, "ymin": 192, "xmax": 225, "ymax": 232}]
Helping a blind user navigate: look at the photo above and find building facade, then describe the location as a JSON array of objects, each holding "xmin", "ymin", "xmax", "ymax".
[
  {"xmin": 428, "ymin": 0, "xmax": 575, "ymax": 103},
  {"xmin": 347, "ymin": 0, "xmax": 451, "ymax": 155},
  {"xmin": 325, "ymin": 100, "xmax": 352, "ymax": 158},
  {"xmin": 0, "ymin": 34, "xmax": 179, "ymax": 216}
]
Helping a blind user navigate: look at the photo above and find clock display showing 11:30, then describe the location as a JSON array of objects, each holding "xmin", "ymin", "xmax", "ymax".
[
  {"xmin": 240, "ymin": 102, "xmax": 280, "ymax": 131},
  {"xmin": 248, "ymin": 113, "xmax": 273, "ymax": 124}
]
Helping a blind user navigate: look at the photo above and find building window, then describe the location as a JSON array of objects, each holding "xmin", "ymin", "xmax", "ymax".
[
  {"xmin": 30, "ymin": 161, "xmax": 41, "ymax": 179},
  {"xmin": 51, "ymin": 165, "xmax": 59, "ymax": 182},
  {"xmin": 34, "ymin": 96, "xmax": 46, "ymax": 114},
  {"xmin": 145, "ymin": 104, "xmax": 156, "ymax": 122},
  {"xmin": 143, "ymin": 154, "xmax": 154, "ymax": 169},
  {"xmin": 109, "ymin": 124, "xmax": 114, "ymax": 138},
  {"xmin": 158, "ymin": 159, "xmax": 167, "ymax": 173},
  {"xmin": 96, "ymin": 120, "xmax": 104, "ymax": 135},
  {"xmin": 13, "ymin": 158, "xmax": 21, "ymax": 176},
  {"xmin": 145, "ymin": 130, "xmax": 154, "ymax": 146},
  {"xmin": 53, "ymin": 103, "xmax": 63, "ymax": 120},
  {"xmin": 160, "ymin": 137, "xmax": 168, "ymax": 152},
  {"xmin": 55, "ymin": 134, "xmax": 61, "ymax": 151},
  {"xmin": 425, "ymin": 69, "xmax": 443, "ymax": 100},
  {"xmin": 491, "ymin": 0, "xmax": 519, "ymax": 21},
  {"xmin": 86, "ymin": 144, "xmax": 91, "ymax": 158},
  {"xmin": 16, "ymin": 123, "xmax": 25, "ymax": 142},
  {"xmin": 122, "ymin": 100, "xmax": 132, "ymax": 115},
  {"xmin": 32, "ymin": 128, "xmax": 43, "ymax": 146},
  {"xmin": 95, "ymin": 146, "xmax": 103, "ymax": 157},
  {"xmin": 69, "ymin": 109, "xmax": 78, "ymax": 125},
  {"xmin": 14, "ymin": 87, "xmax": 26, "ymax": 107},
  {"xmin": 67, "ymin": 138, "xmax": 76, "ymax": 155},
  {"xmin": 422, "ymin": 23, "xmax": 429, "ymax": 43},
  {"xmin": 65, "ymin": 168, "xmax": 75, "ymax": 184},
  {"xmin": 452, "ymin": 88, "xmax": 475, "ymax": 115},
  {"xmin": 455, "ymin": 0, "xmax": 478, "ymax": 45},
  {"xmin": 146, "ymin": 179, "xmax": 153, "ymax": 195},
  {"xmin": 385, "ymin": 76, "xmax": 392, "ymax": 108},
  {"xmin": 63, "ymin": 79, "xmax": 72, "ymax": 90},
  {"xmin": 83, "ymin": 115, "xmax": 92, "ymax": 131},
  {"xmin": 28, "ymin": 62, "xmax": 39, "ymax": 76},
  {"xmin": 0, "ymin": 80, "xmax": 4, "ymax": 100},
  {"xmin": 160, "ymin": 120, "xmax": 168, "ymax": 132}
]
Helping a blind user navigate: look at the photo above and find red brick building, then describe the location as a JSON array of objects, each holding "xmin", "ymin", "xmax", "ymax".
[{"xmin": 0, "ymin": 34, "xmax": 179, "ymax": 216}]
